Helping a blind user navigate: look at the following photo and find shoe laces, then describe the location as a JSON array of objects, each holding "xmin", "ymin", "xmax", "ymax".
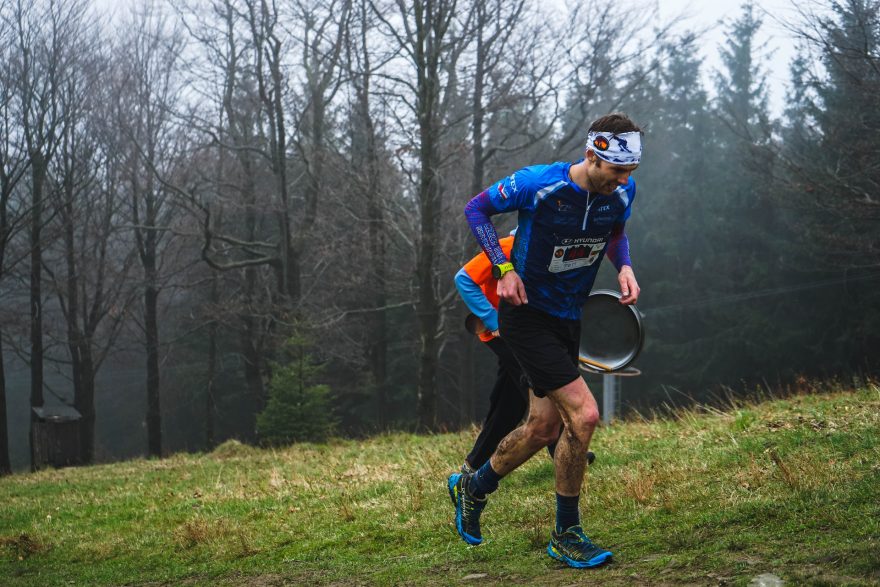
[
  {"xmin": 561, "ymin": 525, "xmax": 592, "ymax": 545},
  {"xmin": 461, "ymin": 478, "xmax": 483, "ymax": 519}
]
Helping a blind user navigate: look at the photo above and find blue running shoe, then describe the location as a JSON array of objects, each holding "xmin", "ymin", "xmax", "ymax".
[
  {"xmin": 447, "ymin": 464, "xmax": 475, "ymax": 506},
  {"xmin": 547, "ymin": 525, "xmax": 613, "ymax": 568},
  {"xmin": 447, "ymin": 473, "xmax": 487, "ymax": 545},
  {"xmin": 447, "ymin": 472, "xmax": 457, "ymax": 506}
]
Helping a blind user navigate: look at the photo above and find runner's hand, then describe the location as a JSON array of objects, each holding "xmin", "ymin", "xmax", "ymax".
[
  {"xmin": 490, "ymin": 330, "xmax": 500, "ymax": 338},
  {"xmin": 498, "ymin": 271, "xmax": 528, "ymax": 305},
  {"xmin": 618, "ymin": 265, "xmax": 640, "ymax": 305}
]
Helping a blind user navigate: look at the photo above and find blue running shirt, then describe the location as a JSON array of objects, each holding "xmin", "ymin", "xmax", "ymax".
[{"xmin": 464, "ymin": 161, "xmax": 636, "ymax": 320}]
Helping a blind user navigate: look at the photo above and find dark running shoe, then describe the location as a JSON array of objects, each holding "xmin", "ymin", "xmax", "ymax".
[
  {"xmin": 447, "ymin": 463, "xmax": 476, "ymax": 506},
  {"xmin": 547, "ymin": 525, "xmax": 613, "ymax": 568},
  {"xmin": 447, "ymin": 472, "xmax": 487, "ymax": 545}
]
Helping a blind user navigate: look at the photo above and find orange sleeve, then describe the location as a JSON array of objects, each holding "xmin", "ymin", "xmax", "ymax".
[
  {"xmin": 462, "ymin": 236, "xmax": 515, "ymax": 287},
  {"xmin": 462, "ymin": 249, "xmax": 493, "ymax": 288},
  {"xmin": 500, "ymin": 236, "xmax": 514, "ymax": 260}
]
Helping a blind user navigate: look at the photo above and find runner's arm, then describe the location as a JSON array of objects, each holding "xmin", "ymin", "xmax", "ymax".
[
  {"xmin": 606, "ymin": 221, "xmax": 632, "ymax": 271},
  {"xmin": 465, "ymin": 170, "xmax": 537, "ymax": 306},
  {"xmin": 607, "ymin": 221, "xmax": 639, "ymax": 304},
  {"xmin": 464, "ymin": 192, "xmax": 527, "ymax": 305},
  {"xmin": 464, "ymin": 190, "xmax": 508, "ymax": 266},
  {"xmin": 454, "ymin": 268, "xmax": 499, "ymax": 332}
]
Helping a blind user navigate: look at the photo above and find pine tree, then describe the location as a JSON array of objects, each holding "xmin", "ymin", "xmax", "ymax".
[
  {"xmin": 256, "ymin": 336, "xmax": 334, "ymax": 446},
  {"xmin": 810, "ymin": 0, "xmax": 880, "ymax": 264},
  {"xmin": 706, "ymin": 1, "xmax": 794, "ymax": 382},
  {"xmin": 779, "ymin": 0, "xmax": 880, "ymax": 373}
]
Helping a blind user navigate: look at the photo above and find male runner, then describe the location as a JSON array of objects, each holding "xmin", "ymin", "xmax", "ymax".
[{"xmin": 449, "ymin": 113, "xmax": 642, "ymax": 569}]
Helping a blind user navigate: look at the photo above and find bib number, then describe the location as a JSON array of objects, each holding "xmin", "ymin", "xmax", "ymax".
[{"xmin": 548, "ymin": 238, "xmax": 606, "ymax": 273}]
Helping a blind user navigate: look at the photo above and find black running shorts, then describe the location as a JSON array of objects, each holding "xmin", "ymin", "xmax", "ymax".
[{"xmin": 498, "ymin": 301, "xmax": 582, "ymax": 398}]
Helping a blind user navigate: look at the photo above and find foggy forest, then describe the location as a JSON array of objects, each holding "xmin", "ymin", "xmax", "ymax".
[{"xmin": 1, "ymin": 0, "xmax": 878, "ymax": 474}]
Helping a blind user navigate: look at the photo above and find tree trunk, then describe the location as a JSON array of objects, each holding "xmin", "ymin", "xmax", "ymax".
[
  {"xmin": 462, "ymin": 16, "xmax": 486, "ymax": 427},
  {"xmin": 413, "ymin": 1, "xmax": 444, "ymax": 431},
  {"xmin": 75, "ymin": 350, "xmax": 96, "ymax": 464},
  {"xmin": 60, "ymin": 182, "xmax": 97, "ymax": 464},
  {"xmin": 367, "ymin": 203, "xmax": 388, "ymax": 425},
  {"xmin": 416, "ymin": 138, "xmax": 440, "ymax": 430},
  {"xmin": 0, "ymin": 334, "xmax": 10, "ymax": 476},
  {"xmin": 145, "ymin": 275, "xmax": 161, "ymax": 458},
  {"xmin": 354, "ymin": 21, "xmax": 389, "ymax": 424},
  {"xmin": 471, "ymin": 15, "xmax": 486, "ymax": 201},
  {"xmin": 205, "ymin": 273, "xmax": 218, "ymax": 451},
  {"xmin": 240, "ymin": 325, "xmax": 264, "ymax": 442},
  {"xmin": 29, "ymin": 156, "xmax": 46, "ymax": 471}
]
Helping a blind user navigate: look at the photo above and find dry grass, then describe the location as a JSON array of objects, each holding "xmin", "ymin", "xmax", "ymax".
[
  {"xmin": 173, "ymin": 516, "xmax": 260, "ymax": 559},
  {"xmin": 621, "ymin": 464, "xmax": 656, "ymax": 504},
  {"xmin": 175, "ymin": 517, "xmax": 219, "ymax": 549}
]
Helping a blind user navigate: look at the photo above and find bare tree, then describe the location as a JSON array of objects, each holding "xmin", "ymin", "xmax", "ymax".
[
  {"xmin": 10, "ymin": 0, "xmax": 91, "ymax": 470},
  {"xmin": 336, "ymin": 2, "xmax": 389, "ymax": 422},
  {"xmin": 0, "ymin": 0, "xmax": 33, "ymax": 475},
  {"xmin": 172, "ymin": 0, "xmax": 281, "ymax": 425},
  {"xmin": 454, "ymin": 0, "xmax": 558, "ymax": 424},
  {"xmin": 114, "ymin": 1, "xmax": 187, "ymax": 457},
  {"xmin": 553, "ymin": 1, "xmax": 675, "ymax": 157},
  {"xmin": 286, "ymin": 0, "xmax": 351, "ymax": 302},
  {"xmin": 167, "ymin": 0, "xmax": 353, "ymax": 436},
  {"xmin": 41, "ymin": 16, "xmax": 136, "ymax": 463},
  {"xmin": 368, "ymin": 0, "xmax": 474, "ymax": 429}
]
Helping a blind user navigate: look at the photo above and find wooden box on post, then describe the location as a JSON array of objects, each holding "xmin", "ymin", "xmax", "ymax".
[{"xmin": 31, "ymin": 406, "xmax": 82, "ymax": 470}]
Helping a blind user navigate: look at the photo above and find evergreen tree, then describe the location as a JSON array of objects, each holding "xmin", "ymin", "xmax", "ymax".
[
  {"xmin": 618, "ymin": 32, "xmax": 730, "ymax": 399},
  {"xmin": 797, "ymin": 0, "xmax": 880, "ymax": 267},
  {"xmin": 256, "ymin": 336, "xmax": 334, "ymax": 446},
  {"xmin": 779, "ymin": 0, "xmax": 880, "ymax": 374},
  {"xmin": 698, "ymin": 2, "xmax": 790, "ymax": 383}
]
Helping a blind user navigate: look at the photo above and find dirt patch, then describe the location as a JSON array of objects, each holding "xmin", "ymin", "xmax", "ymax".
[{"xmin": 0, "ymin": 533, "xmax": 49, "ymax": 559}]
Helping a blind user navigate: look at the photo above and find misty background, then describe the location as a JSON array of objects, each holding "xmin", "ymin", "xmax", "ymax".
[{"xmin": 1, "ymin": 0, "xmax": 878, "ymax": 473}]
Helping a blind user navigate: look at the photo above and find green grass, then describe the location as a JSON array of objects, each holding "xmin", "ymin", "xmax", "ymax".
[{"xmin": 2, "ymin": 385, "xmax": 879, "ymax": 586}]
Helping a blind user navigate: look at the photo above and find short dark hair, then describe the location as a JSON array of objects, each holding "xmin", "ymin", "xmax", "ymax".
[{"xmin": 588, "ymin": 112, "xmax": 641, "ymax": 134}]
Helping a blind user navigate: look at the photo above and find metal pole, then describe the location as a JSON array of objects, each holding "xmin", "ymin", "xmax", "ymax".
[{"xmin": 602, "ymin": 373, "xmax": 617, "ymax": 424}]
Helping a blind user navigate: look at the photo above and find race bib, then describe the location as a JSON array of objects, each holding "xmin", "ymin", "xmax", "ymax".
[{"xmin": 548, "ymin": 237, "xmax": 606, "ymax": 273}]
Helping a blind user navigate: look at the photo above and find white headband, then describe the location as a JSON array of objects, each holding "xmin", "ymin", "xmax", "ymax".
[{"xmin": 586, "ymin": 131, "xmax": 642, "ymax": 165}]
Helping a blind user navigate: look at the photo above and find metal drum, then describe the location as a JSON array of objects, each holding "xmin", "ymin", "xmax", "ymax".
[{"xmin": 578, "ymin": 289, "xmax": 645, "ymax": 372}]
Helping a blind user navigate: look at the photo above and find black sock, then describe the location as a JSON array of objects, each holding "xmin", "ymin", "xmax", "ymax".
[
  {"xmin": 556, "ymin": 493, "xmax": 580, "ymax": 532},
  {"xmin": 469, "ymin": 461, "xmax": 501, "ymax": 498}
]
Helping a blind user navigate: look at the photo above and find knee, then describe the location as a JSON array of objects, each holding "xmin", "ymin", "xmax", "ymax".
[
  {"xmin": 524, "ymin": 420, "xmax": 559, "ymax": 447},
  {"xmin": 567, "ymin": 407, "xmax": 600, "ymax": 437},
  {"xmin": 584, "ymin": 406, "xmax": 600, "ymax": 428}
]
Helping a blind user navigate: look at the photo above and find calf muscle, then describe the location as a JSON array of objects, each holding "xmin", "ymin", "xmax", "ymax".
[
  {"xmin": 490, "ymin": 392, "xmax": 560, "ymax": 476},
  {"xmin": 548, "ymin": 377, "xmax": 599, "ymax": 496},
  {"xmin": 490, "ymin": 426, "xmax": 535, "ymax": 475},
  {"xmin": 553, "ymin": 424, "xmax": 590, "ymax": 496}
]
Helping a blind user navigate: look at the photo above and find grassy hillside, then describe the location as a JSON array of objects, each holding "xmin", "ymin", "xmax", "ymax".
[{"xmin": 2, "ymin": 386, "xmax": 879, "ymax": 586}]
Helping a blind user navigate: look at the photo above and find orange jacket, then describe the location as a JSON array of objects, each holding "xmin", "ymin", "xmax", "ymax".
[{"xmin": 458, "ymin": 236, "xmax": 515, "ymax": 342}]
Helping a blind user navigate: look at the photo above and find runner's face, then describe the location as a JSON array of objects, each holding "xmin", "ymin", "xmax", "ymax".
[{"xmin": 586, "ymin": 151, "xmax": 638, "ymax": 194}]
